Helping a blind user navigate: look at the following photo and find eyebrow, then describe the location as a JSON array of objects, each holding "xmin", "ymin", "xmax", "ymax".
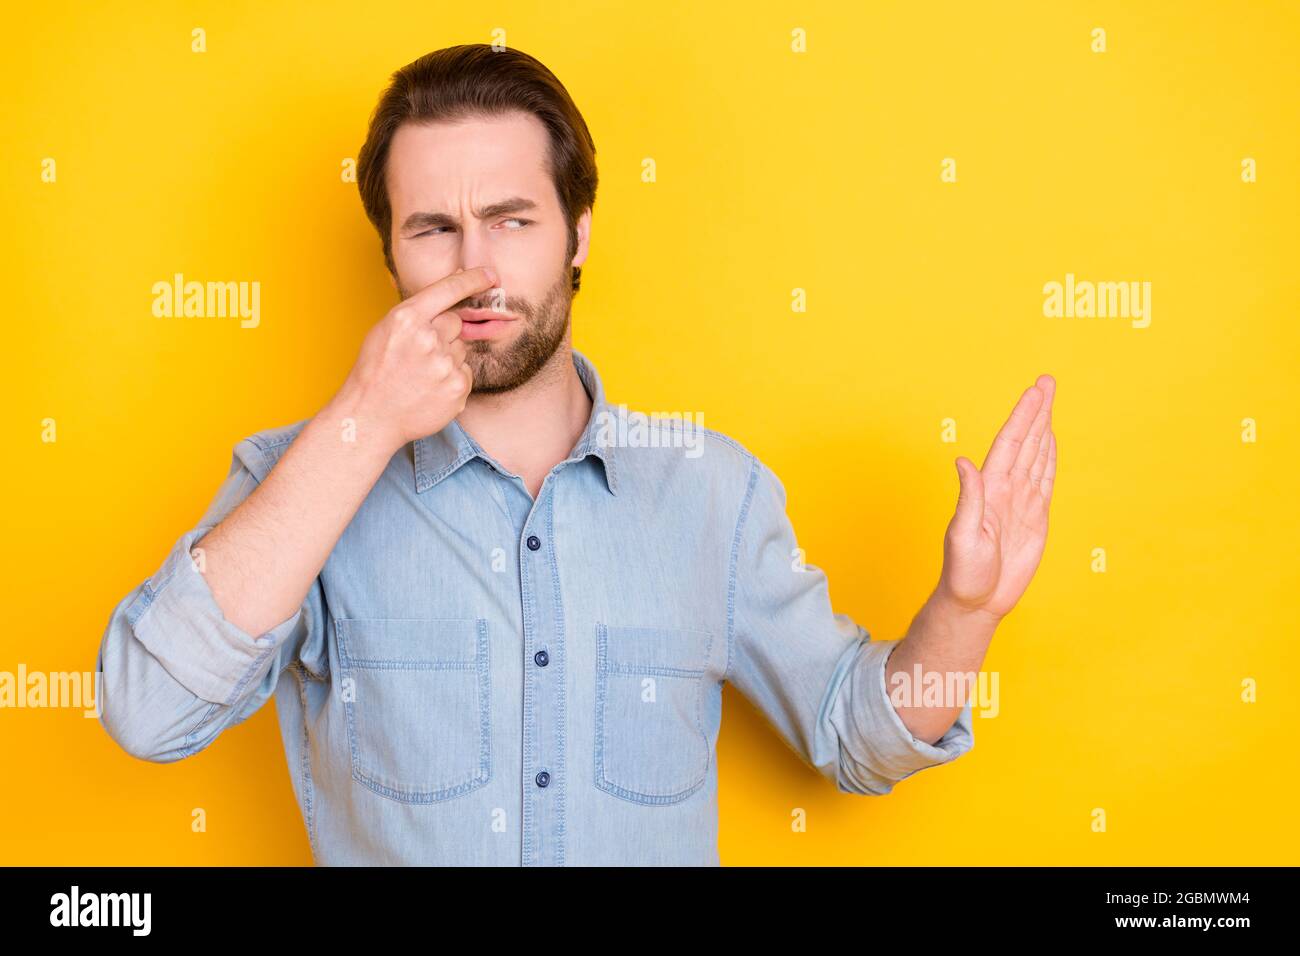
[{"xmin": 399, "ymin": 196, "xmax": 539, "ymax": 234}]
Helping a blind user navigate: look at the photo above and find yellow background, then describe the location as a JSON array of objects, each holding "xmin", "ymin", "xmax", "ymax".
[{"xmin": 2, "ymin": 1, "xmax": 1296, "ymax": 865}]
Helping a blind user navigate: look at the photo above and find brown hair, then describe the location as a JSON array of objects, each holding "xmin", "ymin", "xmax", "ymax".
[{"xmin": 357, "ymin": 44, "xmax": 598, "ymax": 295}]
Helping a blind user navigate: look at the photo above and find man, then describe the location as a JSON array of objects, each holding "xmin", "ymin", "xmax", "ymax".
[{"xmin": 96, "ymin": 44, "xmax": 1057, "ymax": 865}]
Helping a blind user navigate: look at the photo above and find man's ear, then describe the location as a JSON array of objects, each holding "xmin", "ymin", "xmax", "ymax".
[{"xmin": 570, "ymin": 208, "xmax": 592, "ymax": 270}]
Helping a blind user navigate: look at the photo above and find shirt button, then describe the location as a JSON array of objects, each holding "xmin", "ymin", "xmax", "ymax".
[
  {"xmin": 535, "ymin": 771, "xmax": 550, "ymax": 788},
  {"xmin": 534, "ymin": 649, "xmax": 549, "ymax": 667},
  {"xmin": 526, "ymin": 535, "xmax": 541, "ymax": 551}
]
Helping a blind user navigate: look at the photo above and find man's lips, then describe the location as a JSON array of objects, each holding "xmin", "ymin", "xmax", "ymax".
[
  {"xmin": 457, "ymin": 307, "xmax": 517, "ymax": 323},
  {"xmin": 456, "ymin": 307, "xmax": 518, "ymax": 340}
]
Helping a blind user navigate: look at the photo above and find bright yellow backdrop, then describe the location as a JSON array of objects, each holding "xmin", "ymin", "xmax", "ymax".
[{"xmin": 2, "ymin": 0, "xmax": 1296, "ymax": 865}]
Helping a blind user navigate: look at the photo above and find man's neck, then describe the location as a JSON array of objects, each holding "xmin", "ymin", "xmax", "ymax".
[{"xmin": 456, "ymin": 345, "xmax": 593, "ymax": 498}]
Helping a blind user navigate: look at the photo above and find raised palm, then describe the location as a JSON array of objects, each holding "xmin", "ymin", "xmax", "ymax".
[{"xmin": 941, "ymin": 375, "xmax": 1057, "ymax": 621}]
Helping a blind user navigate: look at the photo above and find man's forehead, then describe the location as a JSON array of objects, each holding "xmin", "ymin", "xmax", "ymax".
[{"xmin": 387, "ymin": 114, "xmax": 553, "ymax": 205}]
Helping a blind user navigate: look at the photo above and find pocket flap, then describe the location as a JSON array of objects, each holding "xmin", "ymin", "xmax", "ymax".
[
  {"xmin": 338, "ymin": 618, "xmax": 480, "ymax": 666},
  {"xmin": 599, "ymin": 623, "xmax": 710, "ymax": 673}
]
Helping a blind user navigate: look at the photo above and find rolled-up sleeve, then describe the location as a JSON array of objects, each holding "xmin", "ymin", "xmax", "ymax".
[
  {"xmin": 97, "ymin": 434, "xmax": 326, "ymax": 762},
  {"xmin": 127, "ymin": 510, "xmax": 306, "ymax": 707},
  {"xmin": 724, "ymin": 456, "xmax": 974, "ymax": 796}
]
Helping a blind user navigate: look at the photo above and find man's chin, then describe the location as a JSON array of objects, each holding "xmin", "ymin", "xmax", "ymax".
[
  {"xmin": 466, "ymin": 351, "xmax": 526, "ymax": 395},
  {"xmin": 469, "ymin": 375, "xmax": 527, "ymax": 396}
]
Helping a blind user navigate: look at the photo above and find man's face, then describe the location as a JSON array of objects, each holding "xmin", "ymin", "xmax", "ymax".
[{"xmin": 386, "ymin": 111, "xmax": 590, "ymax": 394}]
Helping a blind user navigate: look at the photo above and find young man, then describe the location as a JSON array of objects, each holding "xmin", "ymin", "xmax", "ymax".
[{"xmin": 96, "ymin": 44, "xmax": 1057, "ymax": 865}]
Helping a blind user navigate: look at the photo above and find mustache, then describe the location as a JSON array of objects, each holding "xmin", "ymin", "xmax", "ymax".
[
  {"xmin": 455, "ymin": 295, "xmax": 527, "ymax": 315},
  {"xmin": 399, "ymin": 286, "xmax": 526, "ymax": 317}
]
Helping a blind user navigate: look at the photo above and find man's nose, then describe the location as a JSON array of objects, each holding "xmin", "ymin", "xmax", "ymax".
[{"xmin": 455, "ymin": 229, "xmax": 498, "ymax": 286}]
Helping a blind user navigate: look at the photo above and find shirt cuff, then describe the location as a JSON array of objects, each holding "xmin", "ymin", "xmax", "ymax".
[
  {"xmin": 126, "ymin": 524, "xmax": 304, "ymax": 706},
  {"xmin": 834, "ymin": 637, "xmax": 976, "ymax": 795}
]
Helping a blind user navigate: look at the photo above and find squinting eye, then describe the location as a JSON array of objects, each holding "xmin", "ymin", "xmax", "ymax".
[{"xmin": 413, "ymin": 220, "xmax": 529, "ymax": 238}]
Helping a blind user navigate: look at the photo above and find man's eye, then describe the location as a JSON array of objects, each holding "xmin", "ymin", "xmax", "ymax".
[{"xmin": 413, "ymin": 220, "xmax": 528, "ymax": 238}]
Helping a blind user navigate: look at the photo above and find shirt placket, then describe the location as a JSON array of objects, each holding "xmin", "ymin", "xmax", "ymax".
[{"xmin": 509, "ymin": 466, "xmax": 567, "ymax": 867}]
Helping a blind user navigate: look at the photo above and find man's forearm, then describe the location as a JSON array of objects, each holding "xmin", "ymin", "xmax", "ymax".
[
  {"xmin": 195, "ymin": 389, "xmax": 400, "ymax": 638},
  {"xmin": 884, "ymin": 590, "xmax": 999, "ymax": 745}
]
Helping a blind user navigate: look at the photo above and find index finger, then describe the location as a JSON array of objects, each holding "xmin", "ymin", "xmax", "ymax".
[
  {"xmin": 981, "ymin": 383, "xmax": 1045, "ymax": 475},
  {"xmin": 400, "ymin": 267, "xmax": 498, "ymax": 321}
]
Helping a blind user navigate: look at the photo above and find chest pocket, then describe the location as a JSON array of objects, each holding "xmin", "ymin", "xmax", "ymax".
[
  {"xmin": 594, "ymin": 623, "xmax": 713, "ymax": 805},
  {"xmin": 336, "ymin": 617, "xmax": 490, "ymax": 803}
]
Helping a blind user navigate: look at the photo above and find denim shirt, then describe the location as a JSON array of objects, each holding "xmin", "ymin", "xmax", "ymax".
[{"xmin": 96, "ymin": 348, "xmax": 974, "ymax": 865}]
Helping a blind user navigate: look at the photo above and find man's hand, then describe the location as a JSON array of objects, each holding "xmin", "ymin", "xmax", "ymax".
[
  {"xmin": 883, "ymin": 375, "xmax": 1058, "ymax": 745},
  {"xmin": 940, "ymin": 374, "xmax": 1058, "ymax": 622},
  {"xmin": 331, "ymin": 266, "xmax": 499, "ymax": 453}
]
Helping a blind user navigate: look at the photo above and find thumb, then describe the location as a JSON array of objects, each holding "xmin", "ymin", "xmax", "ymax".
[{"xmin": 951, "ymin": 457, "xmax": 985, "ymax": 541}]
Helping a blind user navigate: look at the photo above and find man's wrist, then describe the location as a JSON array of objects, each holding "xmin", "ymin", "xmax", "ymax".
[
  {"xmin": 927, "ymin": 584, "xmax": 1003, "ymax": 637},
  {"xmin": 316, "ymin": 388, "xmax": 404, "ymax": 463}
]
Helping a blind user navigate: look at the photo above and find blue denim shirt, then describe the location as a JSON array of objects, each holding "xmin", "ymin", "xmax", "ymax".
[{"xmin": 96, "ymin": 348, "xmax": 974, "ymax": 865}]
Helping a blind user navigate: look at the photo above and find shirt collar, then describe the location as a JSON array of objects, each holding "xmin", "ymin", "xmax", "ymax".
[{"xmin": 413, "ymin": 347, "xmax": 619, "ymax": 497}]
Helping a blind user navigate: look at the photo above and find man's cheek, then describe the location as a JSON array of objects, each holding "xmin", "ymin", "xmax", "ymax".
[{"xmin": 396, "ymin": 261, "xmax": 449, "ymax": 299}]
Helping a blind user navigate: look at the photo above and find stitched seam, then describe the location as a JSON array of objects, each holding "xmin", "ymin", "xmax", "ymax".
[
  {"xmin": 594, "ymin": 623, "xmax": 711, "ymax": 805},
  {"xmin": 723, "ymin": 454, "xmax": 761, "ymax": 685},
  {"xmin": 546, "ymin": 487, "xmax": 567, "ymax": 865},
  {"xmin": 293, "ymin": 663, "xmax": 318, "ymax": 861},
  {"xmin": 339, "ymin": 618, "xmax": 490, "ymax": 804},
  {"xmin": 179, "ymin": 701, "xmax": 221, "ymax": 757},
  {"xmin": 519, "ymin": 508, "xmax": 538, "ymax": 865},
  {"xmin": 219, "ymin": 642, "xmax": 279, "ymax": 709},
  {"xmin": 416, "ymin": 448, "xmax": 479, "ymax": 493},
  {"xmin": 244, "ymin": 420, "xmax": 308, "ymax": 452}
]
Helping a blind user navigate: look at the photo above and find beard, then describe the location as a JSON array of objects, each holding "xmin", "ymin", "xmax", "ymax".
[
  {"xmin": 462, "ymin": 265, "xmax": 572, "ymax": 394},
  {"xmin": 400, "ymin": 264, "xmax": 572, "ymax": 395}
]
